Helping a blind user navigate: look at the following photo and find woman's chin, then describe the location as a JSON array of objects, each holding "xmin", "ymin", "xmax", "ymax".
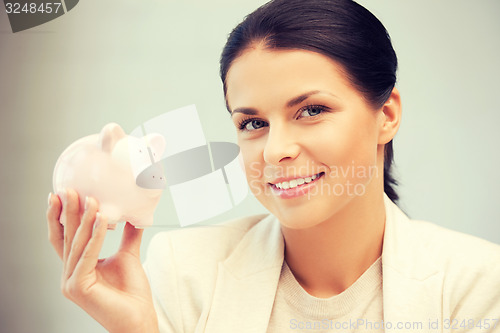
[
  {"xmin": 267, "ymin": 193, "xmax": 357, "ymax": 230},
  {"xmin": 271, "ymin": 203, "xmax": 338, "ymax": 230}
]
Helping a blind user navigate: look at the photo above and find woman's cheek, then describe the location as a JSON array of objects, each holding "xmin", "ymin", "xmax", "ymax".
[
  {"xmin": 247, "ymin": 162, "xmax": 263, "ymax": 196},
  {"xmin": 317, "ymin": 137, "xmax": 377, "ymax": 193},
  {"xmin": 239, "ymin": 146, "xmax": 264, "ymax": 196}
]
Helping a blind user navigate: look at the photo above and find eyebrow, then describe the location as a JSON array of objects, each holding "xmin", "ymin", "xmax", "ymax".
[
  {"xmin": 230, "ymin": 90, "xmax": 333, "ymax": 116},
  {"xmin": 230, "ymin": 107, "xmax": 258, "ymax": 116},
  {"xmin": 286, "ymin": 90, "xmax": 322, "ymax": 108}
]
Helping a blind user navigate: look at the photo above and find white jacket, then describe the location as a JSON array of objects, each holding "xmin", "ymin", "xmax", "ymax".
[{"xmin": 144, "ymin": 195, "xmax": 500, "ymax": 332}]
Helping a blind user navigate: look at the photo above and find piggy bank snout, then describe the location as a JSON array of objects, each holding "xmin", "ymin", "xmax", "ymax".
[{"xmin": 136, "ymin": 162, "xmax": 167, "ymax": 189}]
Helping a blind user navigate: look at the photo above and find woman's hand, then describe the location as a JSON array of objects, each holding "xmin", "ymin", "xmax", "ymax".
[{"xmin": 47, "ymin": 189, "xmax": 159, "ymax": 333}]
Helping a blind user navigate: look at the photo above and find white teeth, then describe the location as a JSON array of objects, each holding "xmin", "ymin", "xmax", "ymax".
[{"xmin": 274, "ymin": 173, "xmax": 321, "ymax": 190}]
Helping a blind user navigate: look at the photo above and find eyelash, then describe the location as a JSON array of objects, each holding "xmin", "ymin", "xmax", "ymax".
[
  {"xmin": 237, "ymin": 104, "xmax": 329, "ymax": 132},
  {"xmin": 238, "ymin": 118, "xmax": 267, "ymax": 131},
  {"xmin": 299, "ymin": 104, "xmax": 329, "ymax": 118}
]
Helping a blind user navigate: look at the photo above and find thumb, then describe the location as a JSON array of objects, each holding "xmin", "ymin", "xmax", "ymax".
[{"xmin": 119, "ymin": 222, "xmax": 144, "ymax": 256}]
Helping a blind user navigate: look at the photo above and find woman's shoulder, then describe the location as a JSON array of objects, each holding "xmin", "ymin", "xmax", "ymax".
[
  {"xmin": 413, "ymin": 220, "xmax": 500, "ymax": 318},
  {"xmin": 145, "ymin": 213, "xmax": 273, "ymax": 268},
  {"xmin": 386, "ymin": 197, "xmax": 500, "ymax": 269},
  {"xmin": 406, "ymin": 218, "xmax": 500, "ymax": 264},
  {"xmin": 387, "ymin": 198, "xmax": 500, "ymax": 279},
  {"xmin": 386, "ymin": 201, "xmax": 500, "ymax": 318},
  {"xmin": 407, "ymin": 218, "xmax": 500, "ymax": 302},
  {"xmin": 143, "ymin": 214, "xmax": 276, "ymax": 332}
]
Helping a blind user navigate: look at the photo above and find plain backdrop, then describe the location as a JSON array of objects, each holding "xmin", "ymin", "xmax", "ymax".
[{"xmin": 0, "ymin": 1, "xmax": 499, "ymax": 332}]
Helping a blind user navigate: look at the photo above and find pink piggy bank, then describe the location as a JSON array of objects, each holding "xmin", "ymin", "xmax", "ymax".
[{"xmin": 53, "ymin": 123, "xmax": 166, "ymax": 228}]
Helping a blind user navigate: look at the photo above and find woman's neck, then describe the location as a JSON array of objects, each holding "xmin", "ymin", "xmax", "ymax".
[{"xmin": 280, "ymin": 191, "xmax": 386, "ymax": 298}]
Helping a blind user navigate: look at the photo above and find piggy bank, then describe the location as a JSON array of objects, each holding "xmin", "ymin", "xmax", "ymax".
[{"xmin": 53, "ymin": 123, "xmax": 167, "ymax": 228}]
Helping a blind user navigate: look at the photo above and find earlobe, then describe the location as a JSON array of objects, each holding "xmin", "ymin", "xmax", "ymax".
[{"xmin": 378, "ymin": 88, "xmax": 402, "ymax": 144}]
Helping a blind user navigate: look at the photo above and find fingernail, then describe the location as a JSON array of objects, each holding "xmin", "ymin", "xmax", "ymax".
[
  {"xmin": 95, "ymin": 212, "xmax": 102, "ymax": 228},
  {"xmin": 47, "ymin": 192, "xmax": 52, "ymax": 206},
  {"xmin": 84, "ymin": 196, "xmax": 89, "ymax": 211}
]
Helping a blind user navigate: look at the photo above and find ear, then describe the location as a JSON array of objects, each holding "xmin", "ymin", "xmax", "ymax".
[
  {"xmin": 99, "ymin": 123, "xmax": 126, "ymax": 153},
  {"xmin": 144, "ymin": 133, "xmax": 166, "ymax": 161},
  {"xmin": 377, "ymin": 88, "xmax": 402, "ymax": 145}
]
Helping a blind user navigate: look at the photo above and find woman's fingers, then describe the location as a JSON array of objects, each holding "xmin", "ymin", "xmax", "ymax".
[
  {"xmin": 61, "ymin": 189, "xmax": 82, "ymax": 262},
  {"xmin": 119, "ymin": 222, "xmax": 144, "ymax": 257},
  {"xmin": 64, "ymin": 196, "xmax": 99, "ymax": 279},
  {"xmin": 47, "ymin": 192, "xmax": 64, "ymax": 259},
  {"xmin": 71, "ymin": 212, "xmax": 108, "ymax": 279}
]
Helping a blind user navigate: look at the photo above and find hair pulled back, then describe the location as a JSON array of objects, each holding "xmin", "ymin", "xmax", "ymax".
[{"xmin": 220, "ymin": 0, "xmax": 399, "ymax": 202}]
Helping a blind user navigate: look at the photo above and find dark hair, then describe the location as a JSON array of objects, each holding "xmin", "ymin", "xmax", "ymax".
[{"xmin": 220, "ymin": 0, "xmax": 399, "ymax": 203}]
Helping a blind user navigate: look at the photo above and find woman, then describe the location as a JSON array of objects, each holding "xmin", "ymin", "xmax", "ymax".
[{"xmin": 46, "ymin": 0, "xmax": 500, "ymax": 332}]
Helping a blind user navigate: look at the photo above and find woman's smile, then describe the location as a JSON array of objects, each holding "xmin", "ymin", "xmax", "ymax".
[{"xmin": 269, "ymin": 172, "xmax": 325, "ymax": 199}]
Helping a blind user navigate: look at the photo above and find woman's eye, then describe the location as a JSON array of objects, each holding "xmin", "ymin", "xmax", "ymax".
[
  {"xmin": 240, "ymin": 119, "xmax": 267, "ymax": 131},
  {"xmin": 299, "ymin": 105, "xmax": 324, "ymax": 118}
]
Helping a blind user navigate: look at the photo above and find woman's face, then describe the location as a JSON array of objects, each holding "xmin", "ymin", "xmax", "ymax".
[{"xmin": 226, "ymin": 48, "xmax": 386, "ymax": 229}]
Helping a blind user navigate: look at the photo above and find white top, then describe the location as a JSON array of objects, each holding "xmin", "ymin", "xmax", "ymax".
[{"xmin": 267, "ymin": 257, "xmax": 383, "ymax": 332}]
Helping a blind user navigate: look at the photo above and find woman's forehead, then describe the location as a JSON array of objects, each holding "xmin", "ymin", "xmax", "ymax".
[{"xmin": 225, "ymin": 48, "xmax": 355, "ymax": 110}]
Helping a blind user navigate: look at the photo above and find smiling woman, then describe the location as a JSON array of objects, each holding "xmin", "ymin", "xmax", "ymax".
[
  {"xmin": 46, "ymin": 0, "xmax": 500, "ymax": 332},
  {"xmin": 221, "ymin": 0, "xmax": 401, "ymax": 205},
  {"xmin": 226, "ymin": 48, "xmax": 398, "ymax": 231}
]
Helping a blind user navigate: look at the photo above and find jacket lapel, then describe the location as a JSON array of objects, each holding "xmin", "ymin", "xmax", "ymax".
[
  {"xmin": 204, "ymin": 215, "xmax": 284, "ymax": 333},
  {"xmin": 382, "ymin": 195, "xmax": 444, "ymax": 332},
  {"xmin": 205, "ymin": 195, "xmax": 446, "ymax": 332}
]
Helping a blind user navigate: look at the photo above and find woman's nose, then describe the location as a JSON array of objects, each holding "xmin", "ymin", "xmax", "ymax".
[{"xmin": 263, "ymin": 125, "xmax": 300, "ymax": 165}]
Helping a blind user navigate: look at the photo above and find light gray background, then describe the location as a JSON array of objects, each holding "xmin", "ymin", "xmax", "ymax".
[{"xmin": 0, "ymin": 1, "xmax": 499, "ymax": 332}]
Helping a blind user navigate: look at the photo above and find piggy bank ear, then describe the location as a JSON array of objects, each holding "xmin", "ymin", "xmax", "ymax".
[
  {"xmin": 144, "ymin": 133, "xmax": 166, "ymax": 161},
  {"xmin": 99, "ymin": 123, "xmax": 126, "ymax": 153}
]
